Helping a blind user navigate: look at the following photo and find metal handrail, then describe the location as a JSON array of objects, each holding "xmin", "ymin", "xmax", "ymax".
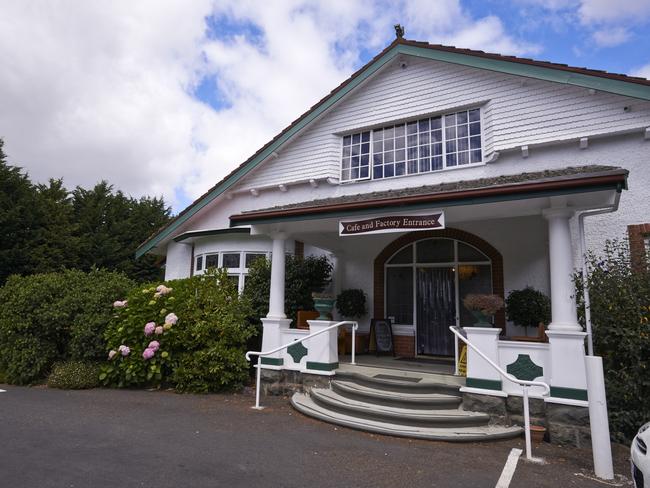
[
  {"xmin": 450, "ymin": 326, "xmax": 550, "ymax": 461},
  {"xmin": 246, "ymin": 320, "xmax": 358, "ymax": 409}
]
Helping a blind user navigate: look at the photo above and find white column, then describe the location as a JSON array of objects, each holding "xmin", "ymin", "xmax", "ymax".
[
  {"xmin": 464, "ymin": 327, "xmax": 503, "ymax": 392},
  {"xmin": 543, "ymin": 208, "xmax": 581, "ymax": 331},
  {"xmin": 267, "ymin": 233, "xmax": 287, "ymax": 319}
]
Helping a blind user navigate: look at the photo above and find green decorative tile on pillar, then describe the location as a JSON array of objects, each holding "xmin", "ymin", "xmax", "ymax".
[
  {"xmin": 287, "ymin": 341, "xmax": 308, "ymax": 364},
  {"xmin": 506, "ymin": 354, "xmax": 543, "ymax": 381}
]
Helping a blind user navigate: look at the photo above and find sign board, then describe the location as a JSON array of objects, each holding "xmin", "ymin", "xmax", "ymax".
[
  {"xmin": 458, "ymin": 344, "xmax": 467, "ymax": 377},
  {"xmin": 370, "ymin": 318, "xmax": 395, "ymax": 356},
  {"xmin": 339, "ymin": 210, "xmax": 445, "ymax": 236}
]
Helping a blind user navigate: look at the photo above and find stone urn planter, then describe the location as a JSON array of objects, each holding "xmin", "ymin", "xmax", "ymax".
[
  {"xmin": 463, "ymin": 294, "xmax": 504, "ymax": 327},
  {"xmin": 313, "ymin": 294, "xmax": 335, "ymax": 320}
]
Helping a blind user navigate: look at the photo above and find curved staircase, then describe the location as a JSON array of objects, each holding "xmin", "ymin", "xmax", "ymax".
[{"xmin": 291, "ymin": 369, "xmax": 523, "ymax": 442}]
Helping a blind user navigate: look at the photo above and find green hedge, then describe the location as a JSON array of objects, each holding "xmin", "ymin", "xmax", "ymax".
[
  {"xmin": 100, "ymin": 268, "xmax": 257, "ymax": 393},
  {"xmin": 0, "ymin": 269, "xmax": 134, "ymax": 384},
  {"xmin": 575, "ymin": 239, "xmax": 650, "ymax": 442}
]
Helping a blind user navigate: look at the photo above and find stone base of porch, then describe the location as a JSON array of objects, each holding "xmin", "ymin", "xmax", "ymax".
[
  {"xmin": 461, "ymin": 392, "xmax": 591, "ymax": 448},
  {"xmin": 260, "ymin": 369, "xmax": 332, "ymax": 396}
]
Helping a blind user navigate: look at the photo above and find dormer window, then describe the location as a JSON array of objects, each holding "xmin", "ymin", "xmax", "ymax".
[{"xmin": 340, "ymin": 108, "xmax": 482, "ymax": 183}]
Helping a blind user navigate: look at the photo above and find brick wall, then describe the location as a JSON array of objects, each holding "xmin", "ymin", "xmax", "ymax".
[
  {"xmin": 628, "ymin": 223, "xmax": 650, "ymax": 271},
  {"xmin": 394, "ymin": 335, "xmax": 415, "ymax": 357}
]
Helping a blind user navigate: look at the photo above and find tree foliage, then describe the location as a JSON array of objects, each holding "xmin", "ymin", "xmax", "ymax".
[
  {"xmin": 0, "ymin": 138, "xmax": 171, "ymax": 283},
  {"xmin": 243, "ymin": 254, "xmax": 333, "ymax": 325},
  {"xmin": 574, "ymin": 240, "xmax": 650, "ymax": 442}
]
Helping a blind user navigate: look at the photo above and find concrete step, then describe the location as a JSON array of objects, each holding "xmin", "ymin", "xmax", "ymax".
[
  {"xmin": 310, "ymin": 388, "xmax": 489, "ymax": 427},
  {"xmin": 292, "ymin": 393, "xmax": 523, "ymax": 442},
  {"xmin": 335, "ymin": 370, "xmax": 461, "ymax": 396},
  {"xmin": 331, "ymin": 380, "xmax": 461, "ymax": 410}
]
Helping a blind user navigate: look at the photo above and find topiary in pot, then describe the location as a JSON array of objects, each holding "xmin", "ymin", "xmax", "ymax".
[
  {"xmin": 336, "ymin": 289, "xmax": 367, "ymax": 319},
  {"xmin": 505, "ymin": 287, "xmax": 551, "ymax": 335}
]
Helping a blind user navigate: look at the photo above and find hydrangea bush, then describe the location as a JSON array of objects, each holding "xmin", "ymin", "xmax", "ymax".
[{"xmin": 100, "ymin": 268, "xmax": 256, "ymax": 392}]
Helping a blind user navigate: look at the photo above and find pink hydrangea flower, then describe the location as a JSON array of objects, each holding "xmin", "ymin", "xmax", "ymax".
[
  {"xmin": 113, "ymin": 300, "xmax": 127, "ymax": 308},
  {"xmin": 108, "ymin": 350, "xmax": 117, "ymax": 360},
  {"xmin": 155, "ymin": 285, "xmax": 173, "ymax": 296},
  {"xmin": 142, "ymin": 348, "xmax": 155, "ymax": 360},
  {"xmin": 165, "ymin": 313, "xmax": 178, "ymax": 325},
  {"xmin": 148, "ymin": 341, "xmax": 160, "ymax": 352},
  {"xmin": 118, "ymin": 345, "xmax": 130, "ymax": 357},
  {"xmin": 154, "ymin": 326, "xmax": 163, "ymax": 335},
  {"xmin": 144, "ymin": 322, "xmax": 156, "ymax": 336}
]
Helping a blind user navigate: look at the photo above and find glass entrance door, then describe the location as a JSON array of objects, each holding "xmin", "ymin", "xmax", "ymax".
[{"xmin": 416, "ymin": 267, "xmax": 456, "ymax": 356}]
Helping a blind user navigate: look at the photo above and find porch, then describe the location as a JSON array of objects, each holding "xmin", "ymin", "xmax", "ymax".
[{"xmin": 237, "ymin": 166, "xmax": 626, "ymax": 412}]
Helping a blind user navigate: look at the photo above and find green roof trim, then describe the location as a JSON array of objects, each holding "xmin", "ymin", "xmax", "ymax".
[
  {"xmin": 173, "ymin": 227, "xmax": 251, "ymax": 243},
  {"xmin": 136, "ymin": 39, "xmax": 649, "ymax": 259},
  {"xmin": 398, "ymin": 44, "xmax": 650, "ymax": 101}
]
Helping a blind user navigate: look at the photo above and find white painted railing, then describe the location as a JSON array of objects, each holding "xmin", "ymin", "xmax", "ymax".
[
  {"xmin": 246, "ymin": 320, "xmax": 358, "ymax": 410},
  {"xmin": 450, "ymin": 326, "xmax": 550, "ymax": 461}
]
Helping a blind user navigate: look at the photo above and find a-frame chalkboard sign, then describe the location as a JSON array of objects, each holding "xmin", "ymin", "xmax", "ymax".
[{"xmin": 369, "ymin": 318, "xmax": 395, "ymax": 356}]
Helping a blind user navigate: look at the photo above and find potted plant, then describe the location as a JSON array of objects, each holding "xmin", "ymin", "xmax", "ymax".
[
  {"xmin": 505, "ymin": 287, "xmax": 551, "ymax": 335},
  {"xmin": 312, "ymin": 291, "xmax": 335, "ymax": 320},
  {"xmin": 335, "ymin": 289, "xmax": 367, "ymax": 320},
  {"xmin": 463, "ymin": 294, "xmax": 504, "ymax": 326}
]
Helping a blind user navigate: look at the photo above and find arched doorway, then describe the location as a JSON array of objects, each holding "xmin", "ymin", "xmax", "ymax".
[{"xmin": 374, "ymin": 229, "xmax": 504, "ymax": 357}]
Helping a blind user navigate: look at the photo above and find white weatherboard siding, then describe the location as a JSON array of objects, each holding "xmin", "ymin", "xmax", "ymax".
[{"xmin": 238, "ymin": 55, "xmax": 650, "ymax": 190}]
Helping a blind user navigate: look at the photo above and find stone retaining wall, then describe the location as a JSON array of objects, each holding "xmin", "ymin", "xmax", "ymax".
[
  {"xmin": 260, "ymin": 369, "xmax": 331, "ymax": 396},
  {"xmin": 462, "ymin": 392, "xmax": 591, "ymax": 448}
]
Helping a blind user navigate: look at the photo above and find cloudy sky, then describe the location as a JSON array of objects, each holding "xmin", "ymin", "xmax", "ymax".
[{"xmin": 1, "ymin": 0, "xmax": 649, "ymax": 212}]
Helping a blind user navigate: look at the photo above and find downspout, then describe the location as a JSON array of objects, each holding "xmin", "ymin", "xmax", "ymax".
[{"xmin": 577, "ymin": 190, "xmax": 621, "ymax": 356}]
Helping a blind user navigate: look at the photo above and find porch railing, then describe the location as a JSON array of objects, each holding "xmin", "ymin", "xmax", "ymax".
[
  {"xmin": 449, "ymin": 326, "xmax": 550, "ymax": 461},
  {"xmin": 246, "ymin": 320, "xmax": 358, "ymax": 410}
]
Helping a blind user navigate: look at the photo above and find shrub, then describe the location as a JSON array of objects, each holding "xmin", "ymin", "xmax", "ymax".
[
  {"xmin": 0, "ymin": 269, "xmax": 134, "ymax": 385},
  {"xmin": 243, "ymin": 254, "xmax": 332, "ymax": 325},
  {"xmin": 336, "ymin": 289, "xmax": 367, "ymax": 319},
  {"xmin": 505, "ymin": 287, "xmax": 551, "ymax": 333},
  {"xmin": 47, "ymin": 361, "xmax": 100, "ymax": 389},
  {"xmin": 574, "ymin": 239, "xmax": 650, "ymax": 442},
  {"xmin": 100, "ymin": 268, "xmax": 256, "ymax": 392}
]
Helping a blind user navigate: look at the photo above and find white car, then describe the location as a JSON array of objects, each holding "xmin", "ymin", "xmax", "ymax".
[{"xmin": 632, "ymin": 422, "xmax": 650, "ymax": 488}]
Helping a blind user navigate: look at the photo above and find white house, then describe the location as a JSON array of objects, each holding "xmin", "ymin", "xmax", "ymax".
[{"xmin": 137, "ymin": 36, "xmax": 650, "ymax": 446}]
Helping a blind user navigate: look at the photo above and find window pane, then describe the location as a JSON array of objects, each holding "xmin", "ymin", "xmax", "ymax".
[
  {"xmin": 227, "ymin": 274, "xmax": 240, "ymax": 290},
  {"xmin": 386, "ymin": 267, "xmax": 413, "ymax": 325},
  {"xmin": 361, "ymin": 131, "xmax": 370, "ymax": 142},
  {"xmin": 352, "ymin": 133, "xmax": 360, "ymax": 144},
  {"xmin": 458, "ymin": 242, "xmax": 488, "ymax": 262},
  {"xmin": 343, "ymin": 135, "xmax": 351, "ymax": 146},
  {"xmin": 245, "ymin": 253, "xmax": 266, "ymax": 268},
  {"xmin": 222, "ymin": 253, "xmax": 240, "ymax": 269},
  {"xmin": 205, "ymin": 254, "xmax": 219, "ymax": 269},
  {"xmin": 416, "ymin": 239, "xmax": 454, "ymax": 263},
  {"xmin": 459, "ymin": 265, "xmax": 492, "ymax": 326},
  {"xmin": 395, "ymin": 162, "xmax": 406, "ymax": 176},
  {"xmin": 195, "ymin": 256, "xmax": 203, "ymax": 271},
  {"xmin": 469, "ymin": 108, "xmax": 480, "ymax": 122}
]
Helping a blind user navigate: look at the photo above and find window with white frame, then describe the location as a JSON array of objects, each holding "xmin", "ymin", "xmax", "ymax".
[
  {"xmin": 194, "ymin": 251, "xmax": 269, "ymax": 293},
  {"xmin": 340, "ymin": 108, "xmax": 482, "ymax": 183}
]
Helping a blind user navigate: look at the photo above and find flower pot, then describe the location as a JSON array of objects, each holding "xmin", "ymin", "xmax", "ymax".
[
  {"xmin": 470, "ymin": 310, "xmax": 492, "ymax": 327},
  {"xmin": 313, "ymin": 297, "xmax": 335, "ymax": 320},
  {"xmin": 530, "ymin": 425, "xmax": 546, "ymax": 443}
]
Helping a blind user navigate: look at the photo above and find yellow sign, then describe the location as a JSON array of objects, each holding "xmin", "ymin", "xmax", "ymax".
[{"xmin": 458, "ymin": 344, "xmax": 467, "ymax": 377}]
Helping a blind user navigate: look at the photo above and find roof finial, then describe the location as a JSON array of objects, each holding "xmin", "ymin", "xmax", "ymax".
[{"xmin": 394, "ymin": 24, "xmax": 405, "ymax": 39}]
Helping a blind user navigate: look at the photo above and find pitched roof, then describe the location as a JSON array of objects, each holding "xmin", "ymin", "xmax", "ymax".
[
  {"xmin": 230, "ymin": 166, "xmax": 628, "ymax": 225},
  {"xmin": 136, "ymin": 38, "xmax": 649, "ymax": 258}
]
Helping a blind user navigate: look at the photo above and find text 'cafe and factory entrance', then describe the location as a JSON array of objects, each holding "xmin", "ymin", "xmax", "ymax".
[{"xmin": 338, "ymin": 210, "xmax": 493, "ymax": 357}]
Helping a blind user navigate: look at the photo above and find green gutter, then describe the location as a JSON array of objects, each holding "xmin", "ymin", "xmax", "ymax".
[
  {"xmin": 230, "ymin": 183, "xmax": 621, "ymax": 227},
  {"xmin": 136, "ymin": 41, "xmax": 649, "ymax": 259}
]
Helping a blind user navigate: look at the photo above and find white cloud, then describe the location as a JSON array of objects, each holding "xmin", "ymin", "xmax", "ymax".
[
  {"xmin": 630, "ymin": 63, "xmax": 650, "ymax": 79},
  {"xmin": 591, "ymin": 26, "xmax": 631, "ymax": 47},
  {"xmin": 578, "ymin": 0, "xmax": 650, "ymax": 24},
  {"xmin": 0, "ymin": 0, "xmax": 541, "ymax": 212}
]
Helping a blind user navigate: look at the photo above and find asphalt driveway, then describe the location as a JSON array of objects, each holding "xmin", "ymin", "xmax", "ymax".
[{"xmin": 0, "ymin": 385, "xmax": 632, "ymax": 487}]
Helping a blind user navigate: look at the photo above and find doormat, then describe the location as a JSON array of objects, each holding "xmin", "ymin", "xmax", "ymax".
[
  {"xmin": 374, "ymin": 374, "xmax": 422, "ymax": 383},
  {"xmin": 395, "ymin": 357, "xmax": 454, "ymax": 366}
]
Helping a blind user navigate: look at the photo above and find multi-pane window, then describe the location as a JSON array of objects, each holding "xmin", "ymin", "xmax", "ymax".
[
  {"xmin": 341, "ymin": 131, "xmax": 370, "ymax": 181},
  {"xmin": 340, "ymin": 108, "xmax": 482, "ymax": 182},
  {"xmin": 194, "ymin": 251, "xmax": 270, "ymax": 293}
]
